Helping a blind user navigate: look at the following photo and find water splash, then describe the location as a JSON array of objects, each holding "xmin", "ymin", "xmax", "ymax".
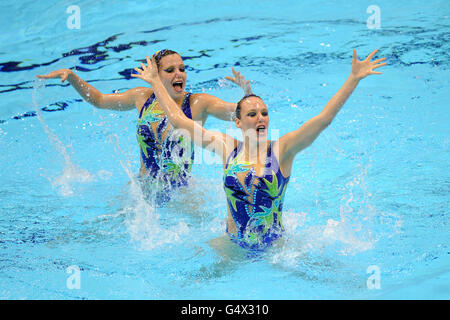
[
  {"xmin": 120, "ymin": 178, "xmax": 191, "ymax": 250},
  {"xmin": 272, "ymin": 163, "xmax": 400, "ymax": 270},
  {"xmin": 109, "ymin": 133, "xmax": 191, "ymax": 250},
  {"xmin": 32, "ymin": 79, "xmax": 94, "ymax": 196}
]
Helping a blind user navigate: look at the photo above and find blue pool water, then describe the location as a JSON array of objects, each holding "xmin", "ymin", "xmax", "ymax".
[{"xmin": 0, "ymin": 0, "xmax": 449, "ymax": 299}]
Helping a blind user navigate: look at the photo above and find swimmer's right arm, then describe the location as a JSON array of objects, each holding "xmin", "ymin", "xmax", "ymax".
[{"xmin": 36, "ymin": 69, "xmax": 149, "ymax": 111}]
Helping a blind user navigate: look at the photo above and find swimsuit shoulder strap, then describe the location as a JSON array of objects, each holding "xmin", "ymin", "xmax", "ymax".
[
  {"xmin": 267, "ymin": 140, "xmax": 274, "ymax": 159},
  {"xmin": 225, "ymin": 141, "xmax": 243, "ymax": 169},
  {"xmin": 264, "ymin": 140, "xmax": 281, "ymax": 176},
  {"xmin": 266, "ymin": 140, "xmax": 290, "ymax": 180},
  {"xmin": 181, "ymin": 92, "xmax": 193, "ymax": 120},
  {"xmin": 138, "ymin": 92, "xmax": 156, "ymax": 118}
]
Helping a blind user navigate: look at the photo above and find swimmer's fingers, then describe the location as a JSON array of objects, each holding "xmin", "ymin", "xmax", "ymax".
[
  {"xmin": 225, "ymin": 75, "xmax": 246, "ymax": 87},
  {"xmin": 225, "ymin": 76, "xmax": 241, "ymax": 87},
  {"xmin": 226, "ymin": 68, "xmax": 252, "ymax": 94},
  {"xmin": 146, "ymin": 55, "xmax": 157, "ymax": 70},
  {"xmin": 366, "ymin": 60, "xmax": 387, "ymax": 75},
  {"xmin": 230, "ymin": 68, "xmax": 247, "ymax": 85},
  {"xmin": 131, "ymin": 68, "xmax": 143, "ymax": 79},
  {"xmin": 147, "ymin": 55, "xmax": 159, "ymax": 80},
  {"xmin": 366, "ymin": 49, "xmax": 379, "ymax": 61},
  {"xmin": 225, "ymin": 75, "xmax": 239, "ymax": 84},
  {"xmin": 36, "ymin": 70, "xmax": 61, "ymax": 79},
  {"xmin": 232, "ymin": 67, "xmax": 241, "ymax": 78},
  {"xmin": 225, "ymin": 68, "xmax": 238, "ymax": 83},
  {"xmin": 132, "ymin": 57, "xmax": 158, "ymax": 83},
  {"xmin": 235, "ymin": 70, "xmax": 245, "ymax": 84},
  {"xmin": 373, "ymin": 57, "xmax": 386, "ymax": 64},
  {"xmin": 36, "ymin": 70, "xmax": 71, "ymax": 83},
  {"xmin": 371, "ymin": 62, "xmax": 387, "ymax": 74},
  {"xmin": 130, "ymin": 73, "xmax": 147, "ymax": 82},
  {"xmin": 372, "ymin": 62, "xmax": 387, "ymax": 69},
  {"xmin": 147, "ymin": 55, "xmax": 158, "ymax": 75}
]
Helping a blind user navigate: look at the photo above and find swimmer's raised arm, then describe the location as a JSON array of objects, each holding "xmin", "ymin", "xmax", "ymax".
[
  {"xmin": 278, "ymin": 49, "xmax": 387, "ymax": 169},
  {"xmin": 36, "ymin": 69, "xmax": 149, "ymax": 111},
  {"xmin": 132, "ymin": 56, "xmax": 235, "ymax": 159},
  {"xmin": 193, "ymin": 68, "xmax": 254, "ymax": 122}
]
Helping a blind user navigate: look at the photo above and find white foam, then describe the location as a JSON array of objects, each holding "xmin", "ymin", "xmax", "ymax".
[{"xmin": 49, "ymin": 164, "xmax": 94, "ymax": 196}]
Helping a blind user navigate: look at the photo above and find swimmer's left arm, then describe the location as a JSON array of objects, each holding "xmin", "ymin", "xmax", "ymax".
[
  {"xmin": 198, "ymin": 68, "xmax": 253, "ymax": 121},
  {"xmin": 279, "ymin": 49, "xmax": 387, "ymax": 162}
]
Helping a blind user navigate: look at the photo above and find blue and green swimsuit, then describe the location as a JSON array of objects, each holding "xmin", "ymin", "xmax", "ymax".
[
  {"xmin": 136, "ymin": 92, "xmax": 194, "ymax": 203},
  {"xmin": 223, "ymin": 141, "xmax": 290, "ymax": 249}
]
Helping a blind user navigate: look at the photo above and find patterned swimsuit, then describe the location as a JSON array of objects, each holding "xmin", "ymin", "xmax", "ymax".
[
  {"xmin": 223, "ymin": 141, "xmax": 290, "ymax": 249},
  {"xmin": 136, "ymin": 92, "xmax": 194, "ymax": 203}
]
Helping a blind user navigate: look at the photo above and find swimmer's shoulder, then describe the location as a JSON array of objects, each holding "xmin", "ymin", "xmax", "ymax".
[
  {"xmin": 133, "ymin": 87, "xmax": 154, "ymax": 113},
  {"xmin": 189, "ymin": 92, "xmax": 219, "ymax": 104},
  {"xmin": 185, "ymin": 92, "xmax": 208, "ymax": 121},
  {"xmin": 188, "ymin": 92, "xmax": 227, "ymax": 121}
]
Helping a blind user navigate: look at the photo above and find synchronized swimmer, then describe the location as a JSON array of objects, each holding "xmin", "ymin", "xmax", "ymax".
[{"xmin": 131, "ymin": 49, "xmax": 387, "ymax": 249}]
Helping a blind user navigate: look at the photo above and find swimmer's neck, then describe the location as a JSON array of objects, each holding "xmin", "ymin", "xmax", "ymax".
[
  {"xmin": 171, "ymin": 91, "xmax": 188, "ymax": 106},
  {"xmin": 241, "ymin": 138, "xmax": 269, "ymax": 163}
]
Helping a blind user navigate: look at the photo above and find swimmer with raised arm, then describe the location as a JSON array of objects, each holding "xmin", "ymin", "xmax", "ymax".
[
  {"xmin": 37, "ymin": 49, "xmax": 252, "ymax": 203},
  {"xmin": 132, "ymin": 49, "xmax": 386, "ymax": 249}
]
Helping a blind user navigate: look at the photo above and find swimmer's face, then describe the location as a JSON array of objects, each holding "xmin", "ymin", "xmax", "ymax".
[
  {"xmin": 158, "ymin": 54, "xmax": 187, "ymax": 99},
  {"xmin": 235, "ymin": 96, "xmax": 269, "ymax": 141}
]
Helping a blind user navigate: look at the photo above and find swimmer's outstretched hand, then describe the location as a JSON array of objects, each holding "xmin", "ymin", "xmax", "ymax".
[
  {"xmin": 36, "ymin": 69, "xmax": 74, "ymax": 83},
  {"xmin": 131, "ymin": 55, "xmax": 159, "ymax": 85},
  {"xmin": 351, "ymin": 49, "xmax": 387, "ymax": 80},
  {"xmin": 225, "ymin": 68, "xmax": 253, "ymax": 95}
]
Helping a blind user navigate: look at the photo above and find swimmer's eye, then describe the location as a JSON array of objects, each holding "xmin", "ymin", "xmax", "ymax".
[
  {"xmin": 247, "ymin": 111, "xmax": 268, "ymax": 117},
  {"xmin": 164, "ymin": 67, "xmax": 186, "ymax": 73}
]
